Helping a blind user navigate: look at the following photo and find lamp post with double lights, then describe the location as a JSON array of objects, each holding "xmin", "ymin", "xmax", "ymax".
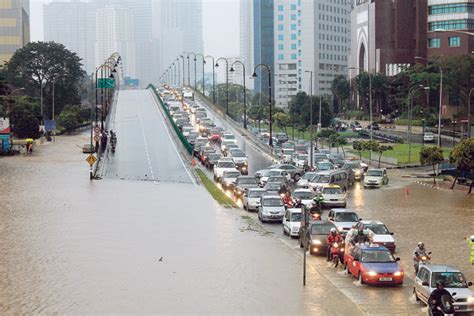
[
  {"xmin": 407, "ymin": 84, "xmax": 429, "ymax": 163},
  {"xmin": 195, "ymin": 53, "xmax": 205, "ymax": 95},
  {"xmin": 468, "ymin": 88, "xmax": 473, "ymax": 138},
  {"xmin": 350, "ymin": 66, "xmax": 373, "ymax": 141},
  {"xmin": 187, "ymin": 52, "xmax": 197, "ymax": 90},
  {"xmin": 415, "ymin": 56, "xmax": 443, "ymax": 147},
  {"xmin": 230, "ymin": 60, "xmax": 247, "ymax": 129},
  {"xmin": 176, "ymin": 57, "xmax": 181, "ymax": 87},
  {"xmin": 205, "ymin": 55, "xmax": 216, "ymax": 104},
  {"xmin": 305, "ymin": 70, "xmax": 314, "ymax": 167},
  {"xmin": 180, "ymin": 54, "xmax": 186, "ymax": 87},
  {"xmin": 215, "ymin": 57, "xmax": 230, "ymax": 115},
  {"xmin": 252, "ymin": 63, "xmax": 273, "ymax": 147}
]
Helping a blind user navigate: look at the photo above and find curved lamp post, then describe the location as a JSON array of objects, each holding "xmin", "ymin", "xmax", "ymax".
[
  {"xmin": 230, "ymin": 60, "xmax": 247, "ymax": 129},
  {"xmin": 252, "ymin": 63, "xmax": 273, "ymax": 147},
  {"xmin": 216, "ymin": 57, "xmax": 230, "ymax": 115},
  {"xmin": 205, "ymin": 55, "xmax": 216, "ymax": 104}
]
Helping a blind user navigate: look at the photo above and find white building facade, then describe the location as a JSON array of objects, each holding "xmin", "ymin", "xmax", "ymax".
[{"xmin": 239, "ymin": 0, "xmax": 254, "ymax": 78}]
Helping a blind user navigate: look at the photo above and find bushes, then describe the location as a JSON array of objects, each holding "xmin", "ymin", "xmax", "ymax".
[{"xmin": 57, "ymin": 105, "xmax": 90, "ymax": 132}]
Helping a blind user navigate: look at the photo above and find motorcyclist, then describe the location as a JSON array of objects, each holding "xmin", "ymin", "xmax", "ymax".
[
  {"xmin": 326, "ymin": 228, "xmax": 343, "ymax": 261},
  {"xmin": 309, "ymin": 200, "xmax": 321, "ymax": 220},
  {"xmin": 293, "ymin": 198, "xmax": 304, "ymax": 209},
  {"xmin": 282, "ymin": 191, "xmax": 294, "ymax": 208},
  {"xmin": 351, "ymin": 228, "xmax": 369, "ymax": 245},
  {"xmin": 278, "ymin": 184, "xmax": 288, "ymax": 196},
  {"xmin": 413, "ymin": 242, "xmax": 429, "ymax": 273},
  {"xmin": 428, "ymin": 280, "xmax": 451, "ymax": 316}
]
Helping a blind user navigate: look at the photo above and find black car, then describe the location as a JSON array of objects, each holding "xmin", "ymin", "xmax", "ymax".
[
  {"xmin": 367, "ymin": 123, "xmax": 380, "ymax": 131},
  {"xmin": 205, "ymin": 153, "xmax": 221, "ymax": 170},
  {"xmin": 234, "ymin": 176, "xmax": 259, "ymax": 197},
  {"xmin": 276, "ymin": 133, "xmax": 288, "ymax": 144},
  {"xmin": 299, "ymin": 221, "xmax": 337, "ymax": 255}
]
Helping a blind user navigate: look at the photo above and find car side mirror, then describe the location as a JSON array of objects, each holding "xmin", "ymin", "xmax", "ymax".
[
  {"xmin": 359, "ymin": 218, "xmax": 363, "ymax": 221},
  {"xmin": 452, "ymin": 292, "xmax": 457, "ymax": 297},
  {"xmin": 427, "ymin": 252, "xmax": 432, "ymax": 255},
  {"xmin": 422, "ymin": 281, "xmax": 429, "ymax": 286},
  {"xmin": 390, "ymin": 232, "xmax": 394, "ymax": 235},
  {"xmin": 395, "ymin": 257, "xmax": 400, "ymax": 261},
  {"xmin": 468, "ymin": 282, "xmax": 473, "ymax": 287}
]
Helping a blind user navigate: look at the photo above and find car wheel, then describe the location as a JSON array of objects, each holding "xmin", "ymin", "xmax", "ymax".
[
  {"xmin": 283, "ymin": 227, "xmax": 287, "ymax": 236},
  {"xmin": 213, "ymin": 175, "xmax": 217, "ymax": 181},
  {"xmin": 358, "ymin": 272, "xmax": 364, "ymax": 285},
  {"xmin": 308, "ymin": 243, "xmax": 313, "ymax": 255},
  {"xmin": 294, "ymin": 174, "xmax": 301, "ymax": 181},
  {"xmin": 413, "ymin": 288, "xmax": 420, "ymax": 302},
  {"xmin": 243, "ymin": 203, "xmax": 247, "ymax": 210}
]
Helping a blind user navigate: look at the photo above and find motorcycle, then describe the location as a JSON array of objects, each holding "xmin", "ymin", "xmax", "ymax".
[
  {"xmin": 330, "ymin": 241, "xmax": 345, "ymax": 268},
  {"xmin": 429, "ymin": 292, "xmax": 456, "ymax": 316},
  {"xmin": 416, "ymin": 251, "xmax": 432, "ymax": 273}
]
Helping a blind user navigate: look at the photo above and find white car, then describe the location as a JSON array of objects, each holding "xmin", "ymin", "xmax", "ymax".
[
  {"xmin": 363, "ymin": 168, "xmax": 388, "ymax": 188},
  {"xmin": 318, "ymin": 185, "xmax": 346, "ymax": 208},
  {"xmin": 222, "ymin": 133, "xmax": 238, "ymax": 145},
  {"xmin": 228, "ymin": 149, "xmax": 248, "ymax": 166},
  {"xmin": 327, "ymin": 208, "xmax": 360, "ymax": 235},
  {"xmin": 292, "ymin": 188, "xmax": 314, "ymax": 207},
  {"xmin": 296, "ymin": 172, "xmax": 317, "ymax": 188},
  {"xmin": 281, "ymin": 148, "xmax": 295, "ymax": 163},
  {"xmin": 423, "ymin": 132, "xmax": 435, "ymax": 143},
  {"xmin": 243, "ymin": 188, "xmax": 267, "ymax": 211},
  {"xmin": 283, "ymin": 208, "xmax": 302, "ymax": 237},
  {"xmin": 220, "ymin": 139, "xmax": 235, "ymax": 153},
  {"xmin": 259, "ymin": 169, "xmax": 291, "ymax": 187},
  {"xmin": 354, "ymin": 220, "xmax": 396, "ymax": 253},
  {"xmin": 213, "ymin": 158, "xmax": 237, "ymax": 182},
  {"xmin": 294, "ymin": 153, "xmax": 309, "ymax": 168},
  {"xmin": 258, "ymin": 195, "xmax": 285, "ymax": 223},
  {"xmin": 221, "ymin": 170, "xmax": 241, "ymax": 189}
]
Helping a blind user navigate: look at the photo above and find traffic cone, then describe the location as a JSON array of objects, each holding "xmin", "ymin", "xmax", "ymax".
[
  {"xmin": 191, "ymin": 157, "xmax": 196, "ymax": 167},
  {"xmin": 405, "ymin": 187, "xmax": 410, "ymax": 196}
]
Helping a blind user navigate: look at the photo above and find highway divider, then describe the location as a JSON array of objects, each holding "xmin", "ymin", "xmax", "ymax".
[{"xmin": 147, "ymin": 84, "xmax": 193, "ymax": 155}]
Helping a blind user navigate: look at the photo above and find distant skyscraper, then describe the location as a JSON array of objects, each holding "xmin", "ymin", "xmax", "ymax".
[
  {"xmin": 44, "ymin": 1, "xmax": 97, "ymax": 73},
  {"xmin": 253, "ymin": 0, "xmax": 274, "ymax": 96},
  {"xmin": 155, "ymin": 0, "xmax": 203, "ymax": 83},
  {"xmin": 0, "ymin": 0, "xmax": 29, "ymax": 65},
  {"xmin": 95, "ymin": 5, "xmax": 135, "ymax": 78},
  {"xmin": 240, "ymin": 0, "xmax": 254, "ymax": 76}
]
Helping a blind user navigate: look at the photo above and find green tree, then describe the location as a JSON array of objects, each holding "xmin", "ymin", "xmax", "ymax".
[
  {"xmin": 57, "ymin": 105, "xmax": 88, "ymax": 132},
  {"xmin": 289, "ymin": 92, "xmax": 333, "ymax": 128},
  {"xmin": 329, "ymin": 133, "xmax": 348, "ymax": 155},
  {"xmin": 9, "ymin": 96, "xmax": 41, "ymax": 139},
  {"xmin": 352, "ymin": 140, "xmax": 366, "ymax": 160},
  {"xmin": 331, "ymin": 75, "xmax": 349, "ymax": 114},
  {"xmin": 375, "ymin": 144, "xmax": 393, "ymax": 167},
  {"xmin": 420, "ymin": 146, "xmax": 444, "ymax": 184},
  {"xmin": 273, "ymin": 112, "xmax": 290, "ymax": 135},
  {"xmin": 450, "ymin": 138, "xmax": 474, "ymax": 173},
  {"xmin": 5, "ymin": 41, "xmax": 86, "ymax": 119}
]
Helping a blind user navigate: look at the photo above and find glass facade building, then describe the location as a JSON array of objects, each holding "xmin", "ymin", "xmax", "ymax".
[
  {"xmin": 253, "ymin": 0, "xmax": 274, "ymax": 96},
  {"xmin": 0, "ymin": 0, "xmax": 29, "ymax": 65}
]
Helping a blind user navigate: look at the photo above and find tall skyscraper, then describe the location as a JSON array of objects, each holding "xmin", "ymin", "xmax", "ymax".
[
  {"xmin": 301, "ymin": 0, "xmax": 351, "ymax": 96},
  {"xmin": 155, "ymin": 0, "xmax": 203, "ymax": 82},
  {"xmin": 273, "ymin": 0, "xmax": 301, "ymax": 108},
  {"xmin": 240, "ymin": 0, "xmax": 254, "ymax": 77},
  {"xmin": 44, "ymin": 1, "xmax": 97, "ymax": 73},
  {"xmin": 253, "ymin": 0, "xmax": 274, "ymax": 96},
  {"xmin": 0, "ymin": 0, "xmax": 29, "ymax": 65}
]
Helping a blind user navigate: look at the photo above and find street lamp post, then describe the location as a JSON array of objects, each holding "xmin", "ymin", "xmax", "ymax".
[
  {"xmin": 407, "ymin": 85, "xmax": 428, "ymax": 162},
  {"xmin": 305, "ymin": 70, "xmax": 314, "ymax": 167},
  {"xmin": 415, "ymin": 56, "xmax": 443, "ymax": 147},
  {"xmin": 205, "ymin": 55, "xmax": 216, "ymax": 103},
  {"xmin": 468, "ymin": 88, "xmax": 473, "ymax": 138},
  {"xmin": 7, "ymin": 87, "xmax": 25, "ymax": 149},
  {"xmin": 230, "ymin": 60, "xmax": 247, "ymax": 129},
  {"xmin": 186, "ymin": 53, "xmax": 191, "ymax": 86},
  {"xmin": 216, "ymin": 57, "xmax": 230, "ymax": 115},
  {"xmin": 176, "ymin": 57, "xmax": 181, "ymax": 87},
  {"xmin": 252, "ymin": 63, "xmax": 273, "ymax": 147},
  {"xmin": 195, "ymin": 53, "xmax": 205, "ymax": 95},
  {"xmin": 452, "ymin": 118, "xmax": 457, "ymax": 147},
  {"xmin": 350, "ymin": 67, "xmax": 373, "ymax": 140},
  {"xmin": 180, "ymin": 54, "xmax": 186, "ymax": 87}
]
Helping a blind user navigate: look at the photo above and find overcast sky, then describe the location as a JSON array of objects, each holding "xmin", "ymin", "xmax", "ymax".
[{"xmin": 29, "ymin": 0, "xmax": 239, "ymax": 57}]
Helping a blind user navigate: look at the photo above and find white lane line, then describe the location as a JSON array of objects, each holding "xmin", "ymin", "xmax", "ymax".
[
  {"xmin": 137, "ymin": 94, "xmax": 155, "ymax": 181},
  {"xmin": 148, "ymin": 90, "xmax": 196, "ymax": 185}
]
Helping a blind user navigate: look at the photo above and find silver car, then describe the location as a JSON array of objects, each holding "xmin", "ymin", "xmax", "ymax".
[
  {"xmin": 414, "ymin": 264, "xmax": 474, "ymax": 313},
  {"xmin": 243, "ymin": 188, "xmax": 267, "ymax": 211},
  {"xmin": 258, "ymin": 195, "xmax": 285, "ymax": 223}
]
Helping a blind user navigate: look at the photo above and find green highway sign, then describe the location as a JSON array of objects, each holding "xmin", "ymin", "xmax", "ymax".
[{"xmin": 97, "ymin": 78, "xmax": 115, "ymax": 89}]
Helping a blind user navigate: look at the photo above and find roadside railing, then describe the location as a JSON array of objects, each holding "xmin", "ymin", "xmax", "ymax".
[{"xmin": 147, "ymin": 84, "xmax": 193, "ymax": 155}]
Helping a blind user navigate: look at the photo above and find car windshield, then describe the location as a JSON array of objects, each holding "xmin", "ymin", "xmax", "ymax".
[
  {"xmin": 290, "ymin": 213, "xmax": 302, "ymax": 222},
  {"xmin": 431, "ymin": 272, "xmax": 468, "ymax": 288},
  {"xmin": 346, "ymin": 162, "xmax": 361, "ymax": 169},
  {"xmin": 227, "ymin": 144, "xmax": 239, "ymax": 150},
  {"xmin": 209, "ymin": 154, "xmax": 221, "ymax": 160},
  {"xmin": 293, "ymin": 191, "xmax": 313, "ymax": 199},
  {"xmin": 367, "ymin": 170, "xmax": 383, "ymax": 177},
  {"xmin": 311, "ymin": 223, "xmax": 334, "ymax": 235},
  {"xmin": 224, "ymin": 134, "xmax": 236, "ymax": 140},
  {"xmin": 266, "ymin": 170, "xmax": 281, "ymax": 177},
  {"xmin": 297, "ymin": 155, "xmax": 309, "ymax": 160},
  {"xmin": 217, "ymin": 162, "xmax": 235, "ymax": 168},
  {"xmin": 265, "ymin": 183, "xmax": 280, "ymax": 190},
  {"xmin": 322, "ymin": 187, "xmax": 342, "ymax": 194},
  {"xmin": 249, "ymin": 190, "xmax": 266, "ymax": 198},
  {"xmin": 335, "ymin": 213, "xmax": 358, "ymax": 222},
  {"xmin": 302, "ymin": 172, "xmax": 316, "ymax": 180},
  {"xmin": 314, "ymin": 175, "xmax": 330, "ymax": 183},
  {"xmin": 317, "ymin": 163, "xmax": 334, "ymax": 170},
  {"xmin": 224, "ymin": 172, "xmax": 240, "ymax": 178},
  {"xmin": 231, "ymin": 151, "xmax": 246, "ymax": 157},
  {"xmin": 268, "ymin": 176, "xmax": 284, "ymax": 182},
  {"xmin": 365, "ymin": 224, "xmax": 390, "ymax": 234},
  {"xmin": 263, "ymin": 198, "xmax": 283, "ymax": 206},
  {"xmin": 283, "ymin": 149, "xmax": 294, "ymax": 154},
  {"xmin": 360, "ymin": 250, "xmax": 395, "ymax": 263},
  {"xmin": 239, "ymin": 178, "xmax": 256, "ymax": 185}
]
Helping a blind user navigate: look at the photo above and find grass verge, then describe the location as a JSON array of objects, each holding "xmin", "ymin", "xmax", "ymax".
[{"xmin": 195, "ymin": 168, "xmax": 237, "ymax": 208}]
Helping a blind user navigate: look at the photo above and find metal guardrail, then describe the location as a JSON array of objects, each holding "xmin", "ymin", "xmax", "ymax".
[
  {"xmin": 358, "ymin": 130, "xmax": 404, "ymax": 143},
  {"xmin": 147, "ymin": 84, "xmax": 193, "ymax": 155}
]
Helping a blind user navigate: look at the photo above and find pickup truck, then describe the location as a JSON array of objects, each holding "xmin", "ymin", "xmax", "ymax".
[{"xmin": 213, "ymin": 158, "xmax": 237, "ymax": 182}]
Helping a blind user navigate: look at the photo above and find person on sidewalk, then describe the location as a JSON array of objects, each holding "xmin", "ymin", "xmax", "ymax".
[{"xmin": 466, "ymin": 235, "xmax": 474, "ymax": 265}]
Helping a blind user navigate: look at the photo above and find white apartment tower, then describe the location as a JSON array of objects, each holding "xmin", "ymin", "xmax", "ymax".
[
  {"xmin": 239, "ymin": 0, "xmax": 254, "ymax": 76},
  {"xmin": 273, "ymin": 0, "xmax": 301, "ymax": 109}
]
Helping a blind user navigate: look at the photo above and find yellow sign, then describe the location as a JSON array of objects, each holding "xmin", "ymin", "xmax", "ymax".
[{"xmin": 86, "ymin": 154, "xmax": 97, "ymax": 166}]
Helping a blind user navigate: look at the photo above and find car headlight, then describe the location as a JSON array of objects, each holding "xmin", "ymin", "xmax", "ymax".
[
  {"xmin": 367, "ymin": 271, "xmax": 377, "ymax": 277},
  {"xmin": 311, "ymin": 240, "xmax": 322, "ymax": 245},
  {"xmin": 467, "ymin": 297, "xmax": 474, "ymax": 303},
  {"xmin": 393, "ymin": 271, "xmax": 403, "ymax": 277},
  {"xmin": 354, "ymin": 170, "xmax": 362, "ymax": 176}
]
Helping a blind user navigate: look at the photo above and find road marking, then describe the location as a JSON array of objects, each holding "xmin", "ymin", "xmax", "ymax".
[
  {"xmin": 148, "ymin": 90, "xmax": 196, "ymax": 185},
  {"xmin": 137, "ymin": 94, "xmax": 155, "ymax": 181}
]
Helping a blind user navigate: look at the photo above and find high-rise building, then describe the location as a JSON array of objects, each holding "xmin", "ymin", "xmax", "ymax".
[
  {"xmin": 240, "ymin": 0, "xmax": 254, "ymax": 77},
  {"xmin": 95, "ymin": 5, "xmax": 135, "ymax": 78},
  {"xmin": 44, "ymin": 1, "xmax": 97, "ymax": 73},
  {"xmin": 426, "ymin": 0, "xmax": 474, "ymax": 57},
  {"xmin": 253, "ymin": 0, "xmax": 274, "ymax": 97},
  {"xmin": 0, "ymin": 0, "xmax": 29, "ymax": 65},
  {"xmin": 155, "ymin": 0, "xmax": 203, "ymax": 82},
  {"xmin": 301, "ymin": 0, "xmax": 351, "ymax": 97},
  {"xmin": 273, "ymin": 0, "xmax": 301, "ymax": 108}
]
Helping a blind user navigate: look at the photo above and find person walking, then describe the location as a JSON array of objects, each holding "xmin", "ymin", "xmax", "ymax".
[{"xmin": 466, "ymin": 235, "xmax": 474, "ymax": 265}]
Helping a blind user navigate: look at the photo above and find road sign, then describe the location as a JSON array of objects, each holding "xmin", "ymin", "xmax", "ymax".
[
  {"xmin": 44, "ymin": 120, "xmax": 56, "ymax": 132},
  {"xmin": 94, "ymin": 135, "xmax": 100, "ymax": 142},
  {"xmin": 98, "ymin": 78, "xmax": 115, "ymax": 89},
  {"xmin": 94, "ymin": 125, "xmax": 100, "ymax": 134},
  {"xmin": 86, "ymin": 154, "xmax": 97, "ymax": 166}
]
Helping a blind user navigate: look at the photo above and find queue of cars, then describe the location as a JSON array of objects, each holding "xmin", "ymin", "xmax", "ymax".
[{"xmin": 159, "ymin": 87, "xmax": 474, "ymax": 305}]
